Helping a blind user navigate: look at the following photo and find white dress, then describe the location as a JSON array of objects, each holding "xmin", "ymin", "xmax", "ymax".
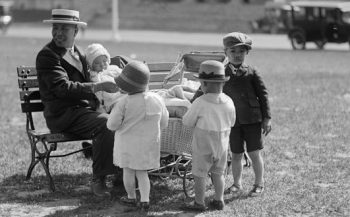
[{"xmin": 107, "ymin": 92, "xmax": 169, "ymax": 170}]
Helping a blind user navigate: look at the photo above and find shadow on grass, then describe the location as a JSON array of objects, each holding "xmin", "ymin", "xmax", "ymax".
[{"xmin": 0, "ymin": 173, "xmax": 194, "ymax": 216}]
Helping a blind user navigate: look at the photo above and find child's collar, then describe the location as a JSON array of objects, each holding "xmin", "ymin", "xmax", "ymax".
[{"xmin": 228, "ymin": 63, "xmax": 248, "ymax": 76}]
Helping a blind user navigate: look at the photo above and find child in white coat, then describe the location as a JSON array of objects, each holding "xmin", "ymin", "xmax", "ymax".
[{"xmin": 107, "ymin": 61, "xmax": 169, "ymax": 211}]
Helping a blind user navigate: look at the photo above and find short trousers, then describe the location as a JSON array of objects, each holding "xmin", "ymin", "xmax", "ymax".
[
  {"xmin": 192, "ymin": 149, "xmax": 228, "ymax": 178},
  {"xmin": 229, "ymin": 123, "xmax": 263, "ymax": 154}
]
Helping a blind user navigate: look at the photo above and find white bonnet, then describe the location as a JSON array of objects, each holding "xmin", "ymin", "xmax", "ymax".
[{"xmin": 85, "ymin": 43, "xmax": 111, "ymax": 67}]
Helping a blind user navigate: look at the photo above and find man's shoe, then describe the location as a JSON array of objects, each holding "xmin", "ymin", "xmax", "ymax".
[
  {"xmin": 208, "ymin": 199, "xmax": 225, "ymax": 210},
  {"xmin": 181, "ymin": 201, "xmax": 207, "ymax": 212},
  {"xmin": 224, "ymin": 184, "xmax": 242, "ymax": 196},
  {"xmin": 248, "ymin": 184, "xmax": 264, "ymax": 197},
  {"xmin": 91, "ymin": 176, "xmax": 110, "ymax": 197}
]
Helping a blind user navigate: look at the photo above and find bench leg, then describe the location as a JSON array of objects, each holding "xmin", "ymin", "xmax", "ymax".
[
  {"xmin": 25, "ymin": 134, "xmax": 56, "ymax": 191},
  {"xmin": 26, "ymin": 133, "xmax": 38, "ymax": 180},
  {"xmin": 39, "ymin": 153, "xmax": 55, "ymax": 192}
]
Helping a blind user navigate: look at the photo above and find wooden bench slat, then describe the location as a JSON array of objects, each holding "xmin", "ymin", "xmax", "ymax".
[
  {"xmin": 18, "ymin": 78, "xmax": 39, "ymax": 89},
  {"xmin": 147, "ymin": 62, "xmax": 175, "ymax": 72},
  {"xmin": 17, "ymin": 66, "xmax": 37, "ymax": 77},
  {"xmin": 19, "ymin": 90, "xmax": 41, "ymax": 101},
  {"xmin": 150, "ymin": 73, "xmax": 181, "ymax": 82},
  {"xmin": 28, "ymin": 129, "xmax": 88, "ymax": 143},
  {"xmin": 21, "ymin": 102, "xmax": 44, "ymax": 112}
]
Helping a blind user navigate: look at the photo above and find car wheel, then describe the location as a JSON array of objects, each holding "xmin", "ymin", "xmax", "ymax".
[
  {"xmin": 290, "ymin": 31, "xmax": 306, "ymax": 50},
  {"xmin": 314, "ymin": 40, "xmax": 326, "ymax": 49}
]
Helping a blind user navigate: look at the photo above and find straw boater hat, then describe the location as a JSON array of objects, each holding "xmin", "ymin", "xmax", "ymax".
[
  {"xmin": 43, "ymin": 9, "xmax": 87, "ymax": 27},
  {"xmin": 115, "ymin": 61, "xmax": 150, "ymax": 94},
  {"xmin": 194, "ymin": 60, "xmax": 229, "ymax": 82},
  {"xmin": 223, "ymin": 32, "xmax": 252, "ymax": 50}
]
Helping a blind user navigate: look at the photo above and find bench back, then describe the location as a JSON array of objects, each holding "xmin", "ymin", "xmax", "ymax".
[
  {"xmin": 17, "ymin": 66, "xmax": 43, "ymax": 113},
  {"xmin": 16, "ymin": 62, "xmax": 182, "ymax": 114}
]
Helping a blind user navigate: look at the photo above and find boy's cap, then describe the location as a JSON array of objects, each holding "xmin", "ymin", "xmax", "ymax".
[
  {"xmin": 85, "ymin": 43, "xmax": 111, "ymax": 67},
  {"xmin": 194, "ymin": 60, "xmax": 229, "ymax": 82},
  {"xmin": 223, "ymin": 32, "xmax": 252, "ymax": 50},
  {"xmin": 115, "ymin": 61, "xmax": 150, "ymax": 93},
  {"xmin": 43, "ymin": 9, "xmax": 87, "ymax": 26}
]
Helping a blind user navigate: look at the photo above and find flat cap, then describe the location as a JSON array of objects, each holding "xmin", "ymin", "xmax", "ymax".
[{"xmin": 223, "ymin": 32, "xmax": 252, "ymax": 50}]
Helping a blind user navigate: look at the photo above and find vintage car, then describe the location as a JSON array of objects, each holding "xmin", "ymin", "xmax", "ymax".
[
  {"xmin": 0, "ymin": 0, "xmax": 13, "ymax": 34},
  {"xmin": 250, "ymin": 0, "xmax": 292, "ymax": 34},
  {"xmin": 287, "ymin": 1, "xmax": 350, "ymax": 49}
]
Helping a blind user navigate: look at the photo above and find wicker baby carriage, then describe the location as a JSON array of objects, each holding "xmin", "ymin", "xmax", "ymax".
[{"xmin": 146, "ymin": 51, "xmax": 228, "ymax": 197}]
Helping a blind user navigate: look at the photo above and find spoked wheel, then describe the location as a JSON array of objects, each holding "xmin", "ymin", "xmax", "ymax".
[
  {"xmin": 290, "ymin": 31, "xmax": 306, "ymax": 50},
  {"xmin": 314, "ymin": 40, "xmax": 326, "ymax": 49},
  {"xmin": 176, "ymin": 155, "xmax": 192, "ymax": 178}
]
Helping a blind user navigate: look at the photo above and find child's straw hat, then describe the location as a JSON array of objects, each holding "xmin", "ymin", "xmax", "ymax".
[{"xmin": 194, "ymin": 60, "xmax": 229, "ymax": 82}]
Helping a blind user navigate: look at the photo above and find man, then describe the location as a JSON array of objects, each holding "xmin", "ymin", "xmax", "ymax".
[{"xmin": 36, "ymin": 9, "xmax": 121, "ymax": 197}]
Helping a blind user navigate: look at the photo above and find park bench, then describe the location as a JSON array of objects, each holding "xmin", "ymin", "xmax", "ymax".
[{"xmin": 17, "ymin": 52, "xmax": 227, "ymax": 193}]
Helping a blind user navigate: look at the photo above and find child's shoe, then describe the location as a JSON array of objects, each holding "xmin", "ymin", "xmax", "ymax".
[
  {"xmin": 224, "ymin": 184, "xmax": 242, "ymax": 197},
  {"xmin": 120, "ymin": 196, "xmax": 137, "ymax": 207},
  {"xmin": 208, "ymin": 199, "xmax": 225, "ymax": 210},
  {"xmin": 248, "ymin": 184, "xmax": 264, "ymax": 197},
  {"xmin": 139, "ymin": 202, "xmax": 150, "ymax": 211},
  {"xmin": 181, "ymin": 201, "xmax": 207, "ymax": 212}
]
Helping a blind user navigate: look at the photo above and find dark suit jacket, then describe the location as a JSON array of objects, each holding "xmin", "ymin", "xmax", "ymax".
[
  {"xmin": 36, "ymin": 40, "xmax": 96, "ymax": 132},
  {"xmin": 191, "ymin": 63, "xmax": 271, "ymax": 127},
  {"xmin": 223, "ymin": 64, "xmax": 271, "ymax": 126}
]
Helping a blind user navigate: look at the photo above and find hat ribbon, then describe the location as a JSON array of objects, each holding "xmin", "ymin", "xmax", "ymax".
[
  {"xmin": 119, "ymin": 73, "xmax": 147, "ymax": 89},
  {"xmin": 199, "ymin": 72, "xmax": 225, "ymax": 79},
  {"xmin": 52, "ymin": 14, "xmax": 80, "ymax": 21}
]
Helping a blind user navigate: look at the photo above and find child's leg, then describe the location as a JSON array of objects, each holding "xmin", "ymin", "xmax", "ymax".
[
  {"xmin": 135, "ymin": 170, "xmax": 150, "ymax": 202},
  {"xmin": 248, "ymin": 150, "xmax": 264, "ymax": 186},
  {"xmin": 211, "ymin": 173, "xmax": 225, "ymax": 202},
  {"xmin": 194, "ymin": 175, "xmax": 206, "ymax": 205},
  {"xmin": 231, "ymin": 153, "xmax": 244, "ymax": 188},
  {"xmin": 123, "ymin": 167, "xmax": 137, "ymax": 199}
]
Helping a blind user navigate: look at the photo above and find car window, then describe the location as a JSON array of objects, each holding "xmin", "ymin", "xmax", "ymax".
[
  {"xmin": 293, "ymin": 6, "xmax": 306, "ymax": 20},
  {"xmin": 342, "ymin": 11, "xmax": 350, "ymax": 24},
  {"xmin": 306, "ymin": 7, "xmax": 319, "ymax": 21}
]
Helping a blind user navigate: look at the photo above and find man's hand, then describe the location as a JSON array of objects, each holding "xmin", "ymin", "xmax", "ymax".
[
  {"xmin": 262, "ymin": 118, "xmax": 271, "ymax": 136},
  {"xmin": 93, "ymin": 81, "xmax": 119, "ymax": 93},
  {"xmin": 89, "ymin": 97, "xmax": 100, "ymax": 111}
]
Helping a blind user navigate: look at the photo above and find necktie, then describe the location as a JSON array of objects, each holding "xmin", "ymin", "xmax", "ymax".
[
  {"xmin": 229, "ymin": 64, "xmax": 244, "ymax": 76},
  {"xmin": 69, "ymin": 48, "xmax": 80, "ymax": 61}
]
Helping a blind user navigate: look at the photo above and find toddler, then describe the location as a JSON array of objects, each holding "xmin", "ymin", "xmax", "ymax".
[
  {"xmin": 85, "ymin": 43, "xmax": 123, "ymax": 113},
  {"xmin": 182, "ymin": 60, "xmax": 236, "ymax": 211},
  {"xmin": 107, "ymin": 61, "xmax": 169, "ymax": 211}
]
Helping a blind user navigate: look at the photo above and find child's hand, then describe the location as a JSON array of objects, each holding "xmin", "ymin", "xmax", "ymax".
[{"xmin": 262, "ymin": 118, "xmax": 271, "ymax": 136}]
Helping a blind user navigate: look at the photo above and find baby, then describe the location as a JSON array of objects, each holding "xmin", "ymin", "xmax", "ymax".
[{"xmin": 85, "ymin": 43, "xmax": 123, "ymax": 113}]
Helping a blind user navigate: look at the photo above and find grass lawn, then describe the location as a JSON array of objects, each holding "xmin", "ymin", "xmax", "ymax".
[{"xmin": 0, "ymin": 36, "xmax": 349, "ymax": 217}]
